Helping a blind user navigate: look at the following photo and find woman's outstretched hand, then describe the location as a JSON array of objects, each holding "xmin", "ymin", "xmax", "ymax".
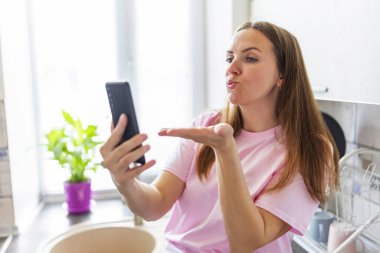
[
  {"xmin": 100, "ymin": 114, "xmax": 156, "ymax": 189},
  {"xmin": 158, "ymin": 123, "xmax": 235, "ymax": 152}
]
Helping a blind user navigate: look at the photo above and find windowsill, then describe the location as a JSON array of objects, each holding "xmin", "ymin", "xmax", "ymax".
[{"xmin": 4, "ymin": 198, "xmax": 133, "ymax": 253}]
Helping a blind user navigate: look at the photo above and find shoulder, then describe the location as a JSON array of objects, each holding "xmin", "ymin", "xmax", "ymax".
[{"xmin": 192, "ymin": 110, "xmax": 221, "ymax": 127}]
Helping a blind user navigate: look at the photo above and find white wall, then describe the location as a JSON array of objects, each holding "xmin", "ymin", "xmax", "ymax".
[{"xmin": 0, "ymin": 0, "xmax": 40, "ymax": 231}]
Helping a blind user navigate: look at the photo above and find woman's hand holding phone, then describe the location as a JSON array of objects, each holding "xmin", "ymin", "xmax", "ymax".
[{"xmin": 100, "ymin": 114, "xmax": 156, "ymax": 189}]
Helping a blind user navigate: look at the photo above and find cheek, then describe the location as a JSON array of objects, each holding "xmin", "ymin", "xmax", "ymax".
[
  {"xmin": 249, "ymin": 66, "xmax": 279, "ymax": 86},
  {"xmin": 246, "ymin": 70, "xmax": 267, "ymax": 86}
]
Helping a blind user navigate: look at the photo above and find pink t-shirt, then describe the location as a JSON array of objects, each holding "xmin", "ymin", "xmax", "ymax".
[{"xmin": 162, "ymin": 112, "xmax": 319, "ymax": 253}]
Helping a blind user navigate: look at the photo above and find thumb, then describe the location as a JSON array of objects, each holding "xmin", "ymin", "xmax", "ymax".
[
  {"xmin": 111, "ymin": 114, "xmax": 128, "ymax": 131},
  {"xmin": 213, "ymin": 123, "xmax": 234, "ymax": 137},
  {"xmin": 112, "ymin": 114, "xmax": 128, "ymax": 138}
]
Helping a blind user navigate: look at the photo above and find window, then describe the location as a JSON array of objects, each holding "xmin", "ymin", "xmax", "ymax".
[
  {"xmin": 135, "ymin": 0, "xmax": 194, "ymax": 178},
  {"xmin": 29, "ymin": 0, "xmax": 205, "ymax": 196}
]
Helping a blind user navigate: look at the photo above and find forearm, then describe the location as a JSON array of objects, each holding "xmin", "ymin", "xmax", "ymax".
[
  {"xmin": 157, "ymin": 123, "xmax": 290, "ymax": 250},
  {"xmin": 215, "ymin": 146, "xmax": 266, "ymax": 252},
  {"xmin": 115, "ymin": 178, "xmax": 166, "ymax": 221}
]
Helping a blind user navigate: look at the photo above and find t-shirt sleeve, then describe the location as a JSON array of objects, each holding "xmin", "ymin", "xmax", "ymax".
[
  {"xmin": 162, "ymin": 111, "xmax": 220, "ymax": 182},
  {"xmin": 162, "ymin": 137, "xmax": 196, "ymax": 182},
  {"xmin": 255, "ymin": 173, "xmax": 319, "ymax": 235}
]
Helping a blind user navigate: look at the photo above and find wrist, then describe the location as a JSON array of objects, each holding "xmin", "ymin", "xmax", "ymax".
[
  {"xmin": 117, "ymin": 177, "xmax": 138, "ymax": 196},
  {"xmin": 213, "ymin": 136, "xmax": 236, "ymax": 154},
  {"xmin": 126, "ymin": 177, "xmax": 140, "ymax": 191}
]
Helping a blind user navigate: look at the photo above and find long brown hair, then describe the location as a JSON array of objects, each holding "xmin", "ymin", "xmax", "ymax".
[{"xmin": 196, "ymin": 21, "xmax": 339, "ymax": 203}]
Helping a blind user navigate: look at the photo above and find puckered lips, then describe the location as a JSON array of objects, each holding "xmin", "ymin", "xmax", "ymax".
[{"xmin": 226, "ymin": 79, "xmax": 238, "ymax": 89}]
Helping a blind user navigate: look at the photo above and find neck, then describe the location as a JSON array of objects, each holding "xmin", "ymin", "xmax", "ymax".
[{"xmin": 239, "ymin": 101, "xmax": 278, "ymax": 133}]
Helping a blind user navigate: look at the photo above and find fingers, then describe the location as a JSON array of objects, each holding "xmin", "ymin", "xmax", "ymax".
[
  {"xmin": 100, "ymin": 113, "xmax": 157, "ymax": 187},
  {"xmin": 158, "ymin": 127, "xmax": 208, "ymax": 139},
  {"xmin": 158, "ymin": 128, "xmax": 175, "ymax": 136},
  {"xmin": 100, "ymin": 113, "xmax": 149, "ymax": 170},
  {"xmin": 109, "ymin": 159, "xmax": 156, "ymax": 188},
  {"xmin": 102, "ymin": 114, "xmax": 128, "ymax": 154},
  {"xmin": 102, "ymin": 143, "xmax": 152, "ymax": 177},
  {"xmin": 111, "ymin": 114, "xmax": 128, "ymax": 146},
  {"xmin": 159, "ymin": 124, "xmax": 235, "ymax": 151},
  {"xmin": 159, "ymin": 127, "xmax": 217, "ymax": 148},
  {"xmin": 159, "ymin": 121, "xmax": 233, "ymax": 140},
  {"xmin": 101, "ymin": 133, "xmax": 148, "ymax": 171},
  {"xmin": 113, "ymin": 133, "xmax": 148, "ymax": 160},
  {"xmin": 127, "ymin": 159, "xmax": 156, "ymax": 178},
  {"xmin": 109, "ymin": 114, "xmax": 124, "ymax": 131},
  {"xmin": 118, "ymin": 144, "xmax": 150, "ymax": 167}
]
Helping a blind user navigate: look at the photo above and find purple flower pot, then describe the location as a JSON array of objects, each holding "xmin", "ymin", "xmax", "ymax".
[{"xmin": 64, "ymin": 180, "xmax": 92, "ymax": 214}]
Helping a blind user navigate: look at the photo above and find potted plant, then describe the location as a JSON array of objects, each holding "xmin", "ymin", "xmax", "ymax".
[{"xmin": 45, "ymin": 111, "xmax": 102, "ymax": 214}]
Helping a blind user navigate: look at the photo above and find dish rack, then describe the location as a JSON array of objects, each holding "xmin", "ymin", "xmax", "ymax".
[{"xmin": 333, "ymin": 148, "xmax": 380, "ymax": 249}]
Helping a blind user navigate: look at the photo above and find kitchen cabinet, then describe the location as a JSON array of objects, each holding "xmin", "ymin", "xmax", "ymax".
[{"xmin": 251, "ymin": 0, "xmax": 380, "ymax": 104}]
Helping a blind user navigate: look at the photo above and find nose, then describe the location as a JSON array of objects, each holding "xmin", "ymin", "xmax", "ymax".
[{"xmin": 226, "ymin": 59, "xmax": 241, "ymax": 77}]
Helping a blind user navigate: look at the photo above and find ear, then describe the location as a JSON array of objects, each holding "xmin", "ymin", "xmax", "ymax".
[{"xmin": 276, "ymin": 76, "xmax": 283, "ymax": 88}]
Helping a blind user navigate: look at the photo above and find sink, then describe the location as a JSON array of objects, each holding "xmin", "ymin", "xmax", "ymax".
[{"xmin": 37, "ymin": 221, "xmax": 156, "ymax": 253}]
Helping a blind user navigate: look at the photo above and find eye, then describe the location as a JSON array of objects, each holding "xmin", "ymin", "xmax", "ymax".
[
  {"xmin": 246, "ymin": 57, "xmax": 257, "ymax": 63},
  {"xmin": 225, "ymin": 56, "xmax": 233, "ymax": 64}
]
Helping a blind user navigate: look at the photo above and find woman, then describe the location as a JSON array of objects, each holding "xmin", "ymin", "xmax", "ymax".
[{"xmin": 100, "ymin": 21, "xmax": 339, "ymax": 252}]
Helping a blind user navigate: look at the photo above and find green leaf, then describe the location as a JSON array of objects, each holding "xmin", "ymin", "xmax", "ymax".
[
  {"xmin": 74, "ymin": 118, "xmax": 84, "ymax": 144},
  {"xmin": 46, "ymin": 129, "xmax": 65, "ymax": 150},
  {"xmin": 62, "ymin": 111, "xmax": 75, "ymax": 126},
  {"xmin": 85, "ymin": 125, "xmax": 97, "ymax": 138},
  {"xmin": 45, "ymin": 110, "xmax": 103, "ymax": 183}
]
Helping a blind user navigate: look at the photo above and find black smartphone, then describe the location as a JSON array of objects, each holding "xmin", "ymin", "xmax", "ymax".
[{"xmin": 105, "ymin": 82, "xmax": 145, "ymax": 165}]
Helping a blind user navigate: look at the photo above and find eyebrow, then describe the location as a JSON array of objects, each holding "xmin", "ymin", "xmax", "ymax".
[{"xmin": 226, "ymin": 47, "xmax": 262, "ymax": 54}]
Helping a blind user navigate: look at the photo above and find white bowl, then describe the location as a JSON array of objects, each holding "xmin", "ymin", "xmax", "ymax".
[{"xmin": 37, "ymin": 221, "xmax": 155, "ymax": 253}]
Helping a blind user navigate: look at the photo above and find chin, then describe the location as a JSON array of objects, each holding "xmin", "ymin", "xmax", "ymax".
[
  {"xmin": 227, "ymin": 96, "xmax": 241, "ymax": 106},
  {"xmin": 228, "ymin": 100, "xmax": 238, "ymax": 106},
  {"xmin": 227, "ymin": 93, "xmax": 238, "ymax": 104}
]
